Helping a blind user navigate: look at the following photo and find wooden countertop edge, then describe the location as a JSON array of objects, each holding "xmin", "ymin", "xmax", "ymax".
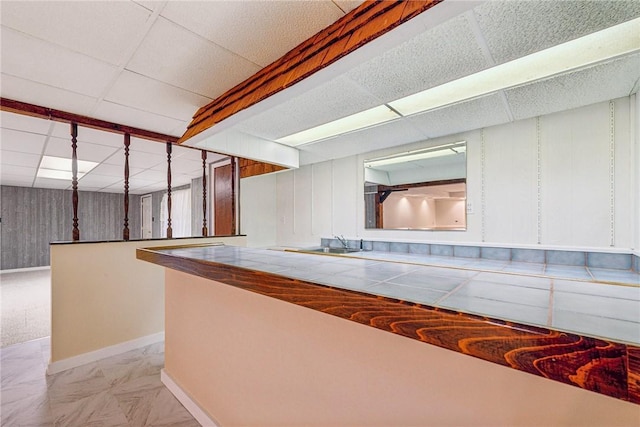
[{"xmin": 136, "ymin": 248, "xmax": 640, "ymax": 405}]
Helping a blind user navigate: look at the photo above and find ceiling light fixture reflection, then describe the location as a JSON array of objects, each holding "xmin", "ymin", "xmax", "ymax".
[
  {"xmin": 275, "ymin": 17, "xmax": 639, "ymax": 147},
  {"xmin": 276, "ymin": 105, "xmax": 401, "ymax": 146},
  {"xmin": 37, "ymin": 155, "xmax": 98, "ymax": 181},
  {"xmin": 365, "ymin": 141, "xmax": 465, "ymax": 168}
]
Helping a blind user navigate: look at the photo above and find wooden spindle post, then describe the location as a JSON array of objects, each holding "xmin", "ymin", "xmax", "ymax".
[
  {"xmin": 71, "ymin": 123, "xmax": 80, "ymax": 241},
  {"xmin": 201, "ymin": 150, "xmax": 208, "ymax": 236},
  {"xmin": 123, "ymin": 133, "xmax": 130, "ymax": 241},
  {"xmin": 166, "ymin": 142, "xmax": 173, "ymax": 238},
  {"xmin": 230, "ymin": 156, "xmax": 236, "ymax": 235}
]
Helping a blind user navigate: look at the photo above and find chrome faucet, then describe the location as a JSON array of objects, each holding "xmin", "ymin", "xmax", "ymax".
[{"xmin": 335, "ymin": 235, "xmax": 349, "ymax": 249}]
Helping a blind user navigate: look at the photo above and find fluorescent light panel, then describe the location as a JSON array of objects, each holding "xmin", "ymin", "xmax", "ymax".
[
  {"xmin": 365, "ymin": 142, "xmax": 465, "ymax": 168},
  {"xmin": 276, "ymin": 105, "xmax": 401, "ymax": 146},
  {"xmin": 276, "ymin": 17, "xmax": 639, "ymax": 146},
  {"xmin": 389, "ymin": 16, "xmax": 640, "ymax": 116},
  {"xmin": 37, "ymin": 155, "xmax": 98, "ymax": 180}
]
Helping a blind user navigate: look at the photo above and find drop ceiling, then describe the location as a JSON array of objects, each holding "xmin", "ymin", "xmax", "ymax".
[
  {"xmin": 0, "ymin": 0, "xmax": 362, "ymax": 192},
  {"xmin": 1, "ymin": 0, "xmax": 639, "ymax": 193}
]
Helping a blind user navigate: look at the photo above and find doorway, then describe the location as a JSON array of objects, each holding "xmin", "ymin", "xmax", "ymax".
[
  {"xmin": 141, "ymin": 194, "xmax": 152, "ymax": 239},
  {"xmin": 214, "ymin": 162, "xmax": 235, "ymax": 236}
]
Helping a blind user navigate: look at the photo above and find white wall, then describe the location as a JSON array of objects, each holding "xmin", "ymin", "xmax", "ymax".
[
  {"xmin": 241, "ymin": 97, "xmax": 637, "ymax": 251},
  {"xmin": 383, "ymin": 195, "xmax": 436, "ymax": 229},
  {"xmin": 435, "ymin": 199, "xmax": 465, "ymax": 227},
  {"xmin": 49, "ymin": 236, "xmax": 247, "ymax": 365},
  {"xmin": 635, "ymin": 93, "xmax": 640, "ymax": 254},
  {"xmin": 240, "ymin": 173, "xmax": 277, "ymax": 247}
]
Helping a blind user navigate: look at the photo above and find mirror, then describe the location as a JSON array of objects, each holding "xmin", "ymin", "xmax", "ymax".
[{"xmin": 364, "ymin": 141, "xmax": 467, "ymax": 230}]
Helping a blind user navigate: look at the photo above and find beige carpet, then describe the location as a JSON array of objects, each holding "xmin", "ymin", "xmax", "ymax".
[{"xmin": 0, "ymin": 268, "xmax": 51, "ymax": 348}]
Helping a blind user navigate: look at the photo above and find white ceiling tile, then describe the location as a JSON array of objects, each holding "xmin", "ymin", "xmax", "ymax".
[
  {"xmin": 33, "ymin": 177, "xmax": 70, "ymax": 190},
  {"xmin": 131, "ymin": 1, "xmax": 160, "ymax": 12},
  {"xmin": 473, "ymin": 0, "xmax": 640, "ymax": 65},
  {"xmin": 0, "ymin": 112, "xmax": 52, "ymax": 134},
  {"xmin": 505, "ymin": 54, "xmax": 640, "ymax": 121},
  {"xmin": 102, "ymin": 72, "xmax": 211, "ymax": 122},
  {"xmin": 170, "ymin": 158, "xmax": 202, "ymax": 174},
  {"xmin": 1, "ymin": 164, "xmax": 36, "ymax": 178},
  {"xmin": 1, "ymin": 27, "xmax": 118, "ymax": 98},
  {"xmin": 134, "ymin": 183, "xmax": 166, "ymax": 194},
  {"xmin": 161, "ymin": 1, "xmax": 345, "ymax": 67},
  {"xmin": 1, "ymin": 1, "xmax": 152, "ymax": 66},
  {"xmin": 102, "ymin": 182, "xmax": 126, "ymax": 192},
  {"xmin": 91, "ymin": 101, "xmax": 186, "ymax": 137},
  {"xmin": 79, "ymin": 186, "xmax": 106, "ymax": 193},
  {"xmin": 50, "ymin": 122, "xmax": 129, "ymax": 148},
  {"xmin": 169, "ymin": 121, "xmax": 189, "ymax": 137},
  {"xmin": 129, "ymin": 176, "xmax": 160, "ymax": 187},
  {"xmin": 44, "ymin": 137, "xmax": 120, "ymax": 163},
  {"xmin": 91, "ymin": 162, "xmax": 144, "ymax": 178},
  {"xmin": 104, "ymin": 150, "xmax": 165, "ymax": 170},
  {"xmin": 131, "ymin": 169, "xmax": 166, "ymax": 182},
  {"xmin": 0, "ymin": 128, "xmax": 46, "ymax": 154},
  {"xmin": 0, "ymin": 175, "xmax": 33, "ymax": 187},
  {"xmin": 127, "ymin": 17, "xmax": 261, "ymax": 98},
  {"xmin": 345, "ymin": 13, "xmax": 488, "ymax": 104},
  {"xmin": 300, "ymin": 118, "xmax": 426, "ymax": 162},
  {"xmin": 78, "ymin": 173, "xmax": 123, "ymax": 188},
  {"xmin": 0, "ymin": 150, "xmax": 41, "ymax": 168},
  {"xmin": 171, "ymin": 174, "xmax": 193, "ymax": 188},
  {"xmin": 129, "ymin": 137, "xmax": 170, "ymax": 155},
  {"xmin": 174, "ymin": 147, "xmax": 203, "ymax": 162},
  {"xmin": 406, "ymin": 93, "xmax": 511, "ymax": 138},
  {"xmin": 0, "ymin": 74, "xmax": 98, "ymax": 115},
  {"xmin": 237, "ymin": 76, "xmax": 383, "ymax": 140}
]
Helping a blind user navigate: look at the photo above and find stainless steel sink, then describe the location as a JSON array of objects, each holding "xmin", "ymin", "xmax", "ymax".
[{"xmin": 302, "ymin": 247, "xmax": 361, "ymax": 254}]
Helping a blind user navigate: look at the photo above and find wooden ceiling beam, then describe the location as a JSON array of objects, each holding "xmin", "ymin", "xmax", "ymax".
[
  {"xmin": 179, "ymin": 0, "xmax": 443, "ymax": 144},
  {"xmin": 1, "ymin": 98, "xmax": 179, "ymax": 143}
]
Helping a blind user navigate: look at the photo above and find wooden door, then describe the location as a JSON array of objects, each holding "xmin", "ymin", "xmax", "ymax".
[{"xmin": 214, "ymin": 163, "xmax": 234, "ymax": 235}]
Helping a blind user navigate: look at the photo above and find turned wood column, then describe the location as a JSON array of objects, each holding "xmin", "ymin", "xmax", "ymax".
[
  {"xmin": 123, "ymin": 133, "xmax": 130, "ymax": 241},
  {"xmin": 202, "ymin": 150, "xmax": 208, "ymax": 236},
  {"xmin": 71, "ymin": 123, "xmax": 80, "ymax": 241},
  {"xmin": 231, "ymin": 156, "xmax": 236, "ymax": 235},
  {"xmin": 166, "ymin": 142, "xmax": 173, "ymax": 238}
]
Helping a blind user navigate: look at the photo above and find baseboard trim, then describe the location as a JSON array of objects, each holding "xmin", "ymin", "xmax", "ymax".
[
  {"xmin": 47, "ymin": 332, "xmax": 164, "ymax": 375},
  {"xmin": 161, "ymin": 369, "xmax": 219, "ymax": 427},
  {"xmin": 0, "ymin": 265, "xmax": 50, "ymax": 274}
]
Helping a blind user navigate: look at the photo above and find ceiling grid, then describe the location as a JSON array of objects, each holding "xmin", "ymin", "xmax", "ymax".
[{"xmin": 1, "ymin": 0, "xmax": 639, "ymax": 188}]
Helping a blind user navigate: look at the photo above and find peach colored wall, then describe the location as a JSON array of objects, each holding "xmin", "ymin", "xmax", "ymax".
[
  {"xmin": 50, "ymin": 236, "xmax": 245, "ymax": 363},
  {"xmin": 165, "ymin": 269, "xmax": 639, "ymax": 427}
]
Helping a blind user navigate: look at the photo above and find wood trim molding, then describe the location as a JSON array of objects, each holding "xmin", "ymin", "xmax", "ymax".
[
  {"xmin": 1, "ymin": 98, "xmax": 179, "ymax": 143},
  {"xmin": 238, "ymin": 158, "xmax": 287, "ymax": 179},
  {"xmin": 179, "ymin": 0, "xmax": 442, "ymax": 144}
]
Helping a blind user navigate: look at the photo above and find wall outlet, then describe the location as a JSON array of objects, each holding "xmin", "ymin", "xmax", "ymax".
[{"xmin": 466, "ymin": 201, "xmax": 474, "ymax": 214}]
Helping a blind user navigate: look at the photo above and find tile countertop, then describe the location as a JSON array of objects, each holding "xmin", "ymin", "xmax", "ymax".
[{"xmin": 137, "ymin": 244, "xmax": 640, "ymax": 405}]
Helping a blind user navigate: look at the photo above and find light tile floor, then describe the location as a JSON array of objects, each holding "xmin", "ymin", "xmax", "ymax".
[
  {"xmin": 163, "ymin": 246, "xmax": 640, "ymax": 345},
  {"xmin": 0, "ymin": 338, "xmax": 200, "ymax": 427}
]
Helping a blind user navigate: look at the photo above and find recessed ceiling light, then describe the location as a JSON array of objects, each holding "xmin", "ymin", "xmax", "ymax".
[{"xmin": 37, "ymin": 155, "xmax": 98, "ymax": 181}]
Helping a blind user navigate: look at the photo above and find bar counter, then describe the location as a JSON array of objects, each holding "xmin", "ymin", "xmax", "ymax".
[{"xmin": 137, "ymin": 243, "xmax": 640, "ymax": 409}]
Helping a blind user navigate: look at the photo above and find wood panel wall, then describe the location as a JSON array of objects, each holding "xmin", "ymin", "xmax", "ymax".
[
  {"xmin": 238, "ymin": 158, "xmax": 287, "ymax": 178},
  {"xmin": 0, "ymin": 186, "xmax": 141, "ymax": 270}
]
